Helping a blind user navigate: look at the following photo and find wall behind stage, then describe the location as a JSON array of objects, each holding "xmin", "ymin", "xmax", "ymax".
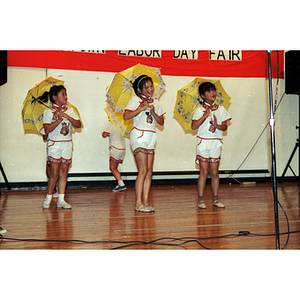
[{"xmin": 0, "ymin": 51, "xmax": 299, "ymax": 185}]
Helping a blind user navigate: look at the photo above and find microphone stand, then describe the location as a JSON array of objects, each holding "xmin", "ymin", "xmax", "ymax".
[
  {"xmin": 267, "ymin": 50, "xmax": 280, "ymax": 249},
  {"xmin": 0, "ymin": 162, "xmax": 11, "ymax": 195}
]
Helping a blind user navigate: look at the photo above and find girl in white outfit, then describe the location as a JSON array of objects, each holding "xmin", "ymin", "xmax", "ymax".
[
  {"xmin": 42, "ymin": 85, "xmax": 81, "ymax": 209},
  {"xmin": 102, "ymin": 120, "xmax": 127, "ymax": 192},
  {"xmin": 124, "ymin": 75, "xmax": 165, "ymax": 212},
  {"xmin": 192, "ymin": 82, "xmax": 231, "ymax": 209}
]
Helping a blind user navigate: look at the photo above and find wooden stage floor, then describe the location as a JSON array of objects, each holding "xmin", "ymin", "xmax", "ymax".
[{"xmin": 0, "ymin": 182, "xmax": 300, "ymax": 250}]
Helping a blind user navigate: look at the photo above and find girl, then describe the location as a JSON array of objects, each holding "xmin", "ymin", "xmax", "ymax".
[
  {"xmin": 102, "ymin": 119, "xmax": 127, "ymax": 192},
  {"xmin": 42, "ymin": 85, "xmax": 81, "ymax": 209},
  {"xmin": 124, "ymin": 75, "xmax": 165, "ymax": 212},
  {"xmin": 191, "ymin": 82, "xmax": 231, "ymax": 209}
]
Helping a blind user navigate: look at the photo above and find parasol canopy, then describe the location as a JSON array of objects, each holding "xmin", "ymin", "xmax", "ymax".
[
  {"xmin": 174, "ymin": 78, "xmax": 231, "ymax": 130},
  {"xmin": 106, "ymin": 64, "xmax": 166, "ymax": 113}
]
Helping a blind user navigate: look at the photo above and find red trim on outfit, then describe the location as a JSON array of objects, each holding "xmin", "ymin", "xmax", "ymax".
[
  {"xmin": 48, "ymin": 156, "xmax": 72, "ymax": 164},
  {"xmin": 47, "ymin": 139, "xmax": 72, "ymax": 148},
  {"xmin": 222, "ymin": 118, "xmax": 232, "ymax": 123},
  {"xmin": 196, "ymin": 136, "xmax": 223, "ymax": 141},
  {"xmin": 133, "ymin": 147, "xmax": 155, "ymax": 156},
  {"xmin": 109, "ymin": 145, "xmax": 126, "ymax": 151},
  {"xmin": 196, "ymin": 155, "xmax": 221, "ymax": 164},
  {"xmin": 132, "ymin": 127, "xmax": 156, "ymax": 138},
  {"xmin": 109, "ymin": 156, "xmax": 123, "ymax": 164}
]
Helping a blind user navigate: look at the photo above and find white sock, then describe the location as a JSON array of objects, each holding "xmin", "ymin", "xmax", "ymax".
[
  {"xmin": 45, "ymin": 194, "xmax": 52, "ymax": 202},
  {"xmin": 118, "ymin": 180, "xmax": 125, "ymax": 186},
  {"xmin": 58, "ymin": 194, "xmax": 65, "ymax": 202}
]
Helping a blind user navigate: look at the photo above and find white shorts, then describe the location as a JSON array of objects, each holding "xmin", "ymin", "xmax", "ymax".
[
  {"xmin": 47, "ymin": 140, "xmax": 73, "ymax": 164},
  {"xmin": 130, "ymin": 128, "xmax": 156, "ymax": 156},
  {"xmin": 196, "ymin": 138, "xmax": 223, "ymax": 164},
  {"xmin": 109, "ymin": 145, "xmax": 125, "ymax": 164}
]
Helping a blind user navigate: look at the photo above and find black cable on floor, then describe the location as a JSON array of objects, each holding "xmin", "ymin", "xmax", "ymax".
[
  {"xmin": 1, "ymin": 229, "xmax": 299, "ymax": 250},
  {"xmin": 110, "ymin": 237, "xmax": 211, "ymax": 250}
]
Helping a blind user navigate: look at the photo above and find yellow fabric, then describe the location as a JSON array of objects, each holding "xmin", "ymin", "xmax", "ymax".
[
  {"xmin": 106, "ymin": 63, "xmax": 166, "ymax": 113},
  {"xmin": 68, "ymin": 102, "xmax": 83, "ymax": 133},
  {"xmin": 22, "ymin": 77, "xmax": 83, "ymax": 134},
  {"xmin": 174, "ymin": 77, "xmax": 231, "ymax": 130},
  {"xmin": 22, "ymin": 77, "xmax": 64, "ymax": 134},
  {"xmin": 104, "ymin": 104, "xmax": 132, "ymax": 139}
]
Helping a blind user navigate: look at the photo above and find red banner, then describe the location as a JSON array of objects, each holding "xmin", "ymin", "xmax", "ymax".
[{"xmin": 7, "ymin": 50, "xmax": 284, "ymax": 78}]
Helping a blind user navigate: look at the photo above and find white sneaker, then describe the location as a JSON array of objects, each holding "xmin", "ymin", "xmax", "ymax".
[
  {"xmin": 42, "ymin": 199, "xmax": 51, "ymax": 209},
  {"xmin": 57, "ymin": 200, "xmax": 72, "ymax": 209}
]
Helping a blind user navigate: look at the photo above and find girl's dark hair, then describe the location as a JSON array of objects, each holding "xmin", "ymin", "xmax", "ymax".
[
  {"xmin": 198, "ymin": 82, "xmax": 216, "ymax": 98},
  {"xmin": 132, "ymin": 75, "xmax": 153, "ymax": 97},
  {"xmin": 38, "ymin": 85, "xmax": 66, "ymax": 103}
]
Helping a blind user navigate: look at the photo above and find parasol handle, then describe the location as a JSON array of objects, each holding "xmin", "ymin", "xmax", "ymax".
[
  {"xmin": 31, "ymin": 95, "xmax": 56, "ymax": 112},
  {"xmin": 37, "ymin": 99, "xmax": 56, "ymax": 111}
]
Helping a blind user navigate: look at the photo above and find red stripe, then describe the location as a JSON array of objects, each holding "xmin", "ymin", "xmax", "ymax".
[
  {"xmin": 109, "ymin": 145, "xmax": 126, "ymax": 151},
  {"xmin": 7, "ymin": 50, "xmax": 284, "ymax": 78}
]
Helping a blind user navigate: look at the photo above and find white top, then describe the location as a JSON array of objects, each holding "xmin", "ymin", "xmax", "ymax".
[
  {"xmin": 125, "ymin": 96, "xmax": 165, "ymax": 132},
  {"xmin": 192, "ymin": 102, "xmax": 231, "ymax": 139},
  {"xmin": 43, "ymin": 103, "xmax": 79, "ymax": 141},
  {"xmin": 104, "ymin": 122, "xmax": 125, "ymax": 149}
]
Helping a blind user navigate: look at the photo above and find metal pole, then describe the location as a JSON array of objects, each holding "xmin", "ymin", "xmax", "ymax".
[
  {"xmin": 267, "ymin": 50, "xmax": 280, "ymax": 249},
  {"xmin": 298, "ymin": 97, "xmax": 300, "ymax": 183},
  {"xmin": 0, "ymin": 161, "xmax": 11, "ymax": 193}
]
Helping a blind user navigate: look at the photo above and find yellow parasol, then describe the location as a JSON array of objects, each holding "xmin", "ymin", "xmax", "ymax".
[
  {"xmin": 68, "ymin": 102, "xmax": 83, "ymax": 133},
  {"xmin": 106, "ymin": 64, "xmax": 166, "ymax": 113},
  {"xmin": 174, "ymin": 78, "xmax": 231, "ymax": 131},
  {"xmin": 22, "ymin": 76, "xmax": 64, "ymax": 134},
  {"xmin": 22, "ymin": 76, "xmax": 82, "ymax": 134},
  {"xmin": 104, "ymin": 104, "xmax": 132, "ymax": 139}
]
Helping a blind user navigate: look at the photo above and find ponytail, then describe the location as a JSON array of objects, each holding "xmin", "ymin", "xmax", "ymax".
[
  {"xmin": 37, "ymin": 91, "xmax": 50, "ymax": 103},
  {"xmin": 34, "ymin": 84, "xmax": 66, "ymax": 104}
]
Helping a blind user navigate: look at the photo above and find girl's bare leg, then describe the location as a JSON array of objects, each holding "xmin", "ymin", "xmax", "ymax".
[
  {"xmin": 47, "ymin": 163, "xmax": 59, "ymax": 195},
  {"xmin": 209, "ymin": 161, "xmax": 224, "ymax": 208},
  {"xmin": 197, "ymin": 161, "xmax": 209, "ymax": 209},
  {"xmin": 198, "ymin": 161, "xmax": 209, "ymax": 197},
  {"xmin": 109, "ymin": 160, "xmax": 122, "ymax": 182},
  {"xmin": 142, "ymin": 154, "xmax": 154, "ymax": 205},
  {"xmin": 134, "ymin": 152, "xmax": 148, "ymax": 208},
  {"xmin": 58, "ymin": 163, "xmax": 70, "ymax": 195},
  {"xmin": 46, "ymin": 163, "xmax": 58, "ymax": 194},
  {"xmin": 43, "ymin": 162, "xmax": 59, "ymax": 208},
  {"xmin": 56, "ymin": 163, "xmax": 72, "ymax": 208},
  {"xmin": 209, "ymin": 162, "xmax": 220, "ymax": 197}
]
